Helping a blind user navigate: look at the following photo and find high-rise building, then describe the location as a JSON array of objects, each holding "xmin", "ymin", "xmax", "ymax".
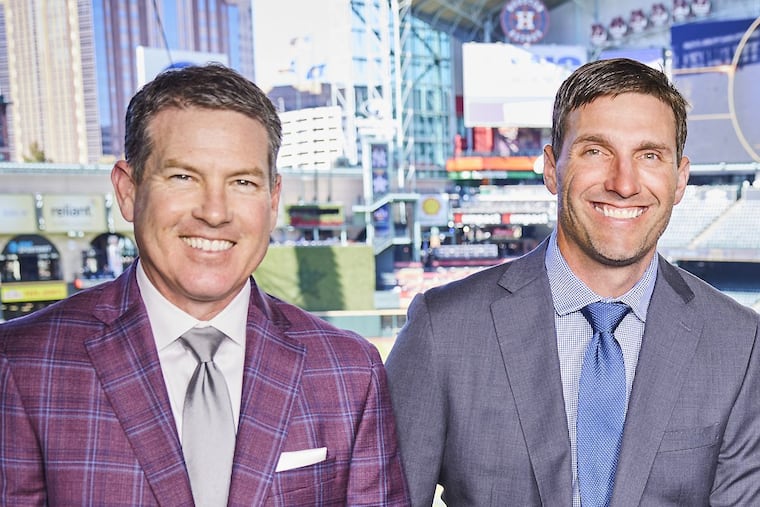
[
  {"xmin": 0, "ymin": 0, "xmax": 101, "ymax": 164},
  {"xmin": 93, "ymin": 0, "xmax": 254, "ymax": 158}
]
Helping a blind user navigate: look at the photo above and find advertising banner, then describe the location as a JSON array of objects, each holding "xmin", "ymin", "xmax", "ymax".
[
  {"xmin": 462, "ymin": 43, "xmax": 585, "ymax": 128},
  {"xmin": 41, "ymin": 194, "xmax": 107, "ymax": 233},
  {"xmin": 417, "ymin": 194, "xmax": 450, "ymax": 226},
  {"xmin": 0, "ymin": 194, "xmax": 37, "ymax": 234},
  {"xmin": 1, "ymin": 281, "xmax": 68, "ymax": 303},
  {"xmin": 371, "ymin": 143, "xmax": 390, "ymax": 199},
  {"xmin": 671, "ymin": 18, "xmax": 759, "ymax": 69},
  {"xmin": 373, "ymin": 203, "xmax": 392, "ymax": 238}
]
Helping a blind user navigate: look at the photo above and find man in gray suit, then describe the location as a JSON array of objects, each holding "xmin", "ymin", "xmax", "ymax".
[{"xmin": 386, "ymin": 58, "xmax": 760, "ymax": 506}]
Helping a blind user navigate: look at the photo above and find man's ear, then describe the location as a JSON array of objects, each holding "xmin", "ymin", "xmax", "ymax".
[
  {"xmin": 269, "ymin": 174, "xmax": 282, "ymax": 233},
  {"xmin": 543, "ymin": 145, "xmax": 559, "ymax": 195},
  {"xmin": 673, "ymin": 155, "xmax": 691, "ymax": 205},
  {"xmin": 111, "ymin": 160, "xmax": 137, "ymax": 223}
]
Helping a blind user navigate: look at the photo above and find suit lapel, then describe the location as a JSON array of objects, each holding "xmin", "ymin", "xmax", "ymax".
[
  {"xmin": 612, "ymin": 260, "xmax": 702, "ymax": 506},
  {"xmin": 228, "ymin": 282, "xmax": 306, "ymax": 505},
  {"xmin": 85, "ymin": 267, "xmax": 193, "ymax": 505},
  {"xmin": 492, "ymin": 246, "xmax": 573, "ymax": 505}
]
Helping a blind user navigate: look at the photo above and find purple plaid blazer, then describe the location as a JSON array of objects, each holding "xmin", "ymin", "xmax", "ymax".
[{"xmin": 0, "ymin": 263, "xmax": 409, "ymax": 506}]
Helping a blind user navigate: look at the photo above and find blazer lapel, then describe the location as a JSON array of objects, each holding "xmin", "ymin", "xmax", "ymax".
[
  {"xmin": 612, "ymin": 260, "xmax": 702, "ymax": 507},
  {"xmin": 85, "ymin": 267, "xmax": 193, "ymax": 505},
  {"xmin": 492, "ymin": 246, "xmax": 573, "ymax": 505},
  {"xmin": 228, "ymin": 282, "xmax": 306, "ymax": 505}
]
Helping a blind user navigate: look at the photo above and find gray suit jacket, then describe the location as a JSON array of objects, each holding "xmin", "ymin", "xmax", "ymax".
[{"xmin": 386, "ymin": 241, "xmax": 760, "ymax": 506}]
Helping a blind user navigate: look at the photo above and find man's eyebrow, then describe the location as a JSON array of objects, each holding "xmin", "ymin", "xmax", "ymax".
[
  {"xmin": 237, "ymin": 166, "xmax": 266, "ymax": 176},
  {"xmin": 571, "ymin": 136, "xmax": 673, "ymax": 153},
  {"xmin": 163, "ymin": 157, "xmax": 194, "ymax": 170},
  {"xmin": 161, "ymin": 159, "xmax": 268, "ymax": 177},
  {"xmin": 636, "ymin": 141, "xmax": 672, "ymax": 152},
  {"xmin": 571, "ymin": 134, "xmax": 609, "ymax": 147},
  {"xmin": 228, "ymin": 166, "xmax": 268, "ymax": 180}
]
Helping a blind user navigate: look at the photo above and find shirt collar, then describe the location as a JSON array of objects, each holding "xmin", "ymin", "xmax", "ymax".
[
  {"xmin": 136, "ymin": 260, "xmax": 249, "ymax": 350},
  {"xmin": 544, "ymin": 229, "xmax": 657, "ymax": 322}
]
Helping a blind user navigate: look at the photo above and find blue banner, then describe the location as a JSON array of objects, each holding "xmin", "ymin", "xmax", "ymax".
[{"xmin": 671, "ymin": 18, "xmax": 759, "ymax": 69}]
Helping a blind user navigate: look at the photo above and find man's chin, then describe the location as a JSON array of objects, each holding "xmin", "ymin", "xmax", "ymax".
[
  {"xmin": 181, "ymin": 279, "xmax": 239, "ymax": 302},
  {"xmin": 591, "ymin": 246, "xmax": 651, "ymax": 268}
]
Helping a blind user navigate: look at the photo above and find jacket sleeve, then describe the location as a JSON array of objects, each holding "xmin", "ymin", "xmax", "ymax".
[
  {"xmin": 385, "ymin": 293, "xmax": 446, "ymax": 507},
  {"xmin": 710, "ymin": 315, "xmax": 760, "ymax": 505},
  {"xmin": 0, "ymin": 351, "xmax": 47, "ymax": 505},
  {"xmin": 345, "ymin": 345, "xmax": 411, "ymax": 506}
]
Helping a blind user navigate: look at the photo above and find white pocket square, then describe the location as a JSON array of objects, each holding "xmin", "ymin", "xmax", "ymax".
[{"xmin": 275, "ymin": 447, "xmax": 328, "ymax": 472}]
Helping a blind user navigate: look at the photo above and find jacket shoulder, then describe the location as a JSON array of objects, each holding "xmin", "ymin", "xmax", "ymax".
[
  {"xmin": 667, "ymin": 263, "xmax": 759, "ymax": 324},
  {"xmin": 266, "ymin": 294, "xmax": 383, "ymax": 367},
  {"xmin": 0, "ymin": 281, "xmax": 123, "ymax": 356}
]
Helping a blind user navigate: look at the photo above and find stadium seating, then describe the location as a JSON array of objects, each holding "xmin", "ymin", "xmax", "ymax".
[
  {"xmin": 694, "ymin": 198, "xmax": 760, "ymax": 250},
  {"xmin": 718, "ymin": 288, "xmax": 760, "ymax": 310},
  {"xmin": 658, "ymin": 185, "xmax": 736, "ymax": 249}
]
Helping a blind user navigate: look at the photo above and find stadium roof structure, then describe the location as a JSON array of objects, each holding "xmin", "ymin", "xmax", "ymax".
[{"xmin": 410, "ymin": 0, "xmax": 572, "ymax": 42}]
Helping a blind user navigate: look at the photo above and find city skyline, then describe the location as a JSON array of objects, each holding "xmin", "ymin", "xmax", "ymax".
[
  {"xmin": 0, "ymin": 0, "xmax": 251, "ymax": 164},
  {"xmin": 0, "ymin": 0, "xmax": 454, "ymax": 177}
]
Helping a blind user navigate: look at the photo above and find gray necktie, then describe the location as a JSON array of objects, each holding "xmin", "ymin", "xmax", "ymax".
[{"xmin": 180, "ymin": 327, "xmax": 236, "ymax": 507}]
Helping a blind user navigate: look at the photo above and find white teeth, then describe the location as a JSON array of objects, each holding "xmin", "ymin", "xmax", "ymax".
[
  {"xmin": 596, "ymin": 205, "xmax": 644, "ymax": 219},
  {"xmin": 182, "ymin": 237, "xmax": 233, "ymax": 252}
]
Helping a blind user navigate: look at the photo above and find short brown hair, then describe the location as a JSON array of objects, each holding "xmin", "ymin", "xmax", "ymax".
[
  {"xmin": 551, "ymin": 58, "xmax": 689, "ymax": 162},
  {"xmin": 124, "ymin": 63, "xmax": 282, "ymax": 187}
]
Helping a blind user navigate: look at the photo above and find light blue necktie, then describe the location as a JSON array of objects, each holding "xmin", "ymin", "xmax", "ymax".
[{"xmin": 577, "ymin": 302, "xmax": 631, "ymax": 507}]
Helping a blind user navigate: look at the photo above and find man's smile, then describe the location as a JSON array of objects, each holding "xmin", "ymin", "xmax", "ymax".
[
  {"xmin": 593, "ymin": 204, "xmax": 646, "ymax": 219},
  {"xmin": 181, "ymin": 236, "xmax": 235, "ymax": 252}
]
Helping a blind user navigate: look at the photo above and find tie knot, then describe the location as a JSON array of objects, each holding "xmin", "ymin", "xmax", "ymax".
[
  {"xmin": 180, "ymin": 326, "xmax": 225, "ymax": 363},
  {"xmin": 581, "ymin": 301, "xmax": 631, "ymax": 334}
]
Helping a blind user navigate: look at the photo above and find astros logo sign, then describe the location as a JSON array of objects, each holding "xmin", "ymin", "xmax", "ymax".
[{"xmin": 500, "ymin": 0, "xmax": 550, "ymax": 45}]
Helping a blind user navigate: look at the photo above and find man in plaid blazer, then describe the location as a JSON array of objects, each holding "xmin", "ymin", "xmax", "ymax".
[{"xmin": 0, "ymin": 64, "xmax": 409, "ymax": 506}]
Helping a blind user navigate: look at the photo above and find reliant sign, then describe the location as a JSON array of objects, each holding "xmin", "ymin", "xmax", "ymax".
[{"xmin": 41, "ymin": 194, "xmax": 106, "ymax": 233}]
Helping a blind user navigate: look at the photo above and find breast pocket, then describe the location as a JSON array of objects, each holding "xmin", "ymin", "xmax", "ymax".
[
  {"xmin": 658, "ymin": 422, "xmax": 721, "ymax": 453},
  {"xmin": 644, "ymin": 423, "xmax": 722, "ymax": 503},
  {"xmin": 268, "ymin": 458, "xmax": 342, "ymax": 506}
]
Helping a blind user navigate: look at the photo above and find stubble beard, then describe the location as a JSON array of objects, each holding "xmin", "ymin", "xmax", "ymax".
[{"xmin": 560, "ymin": 204, "xmax": 672, "ymax": 269}]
